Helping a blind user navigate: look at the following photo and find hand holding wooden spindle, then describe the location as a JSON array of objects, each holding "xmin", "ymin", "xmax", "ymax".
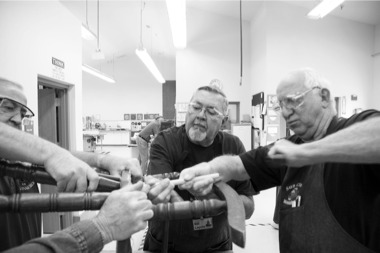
[{"xmin": 93, "ymin": 178, "xmax": 153, "ymax": 247}]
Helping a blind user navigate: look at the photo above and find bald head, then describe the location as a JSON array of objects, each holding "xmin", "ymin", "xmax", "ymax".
[{"xmin": 276, "ymin": 68, "xmax": 336, "ymax": 141}]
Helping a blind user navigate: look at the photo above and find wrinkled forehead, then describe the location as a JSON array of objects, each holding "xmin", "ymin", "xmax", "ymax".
[
  {"xmin": 191, "ymin": 90, "xmax": 224, "ymax": 107},
  {"xmin": 276, "ymin": 72, "xmax": 307, "ymax": 99},
  {"xmin": 0, "ymin": 80, "xmax": 28, "ymax": 106}
]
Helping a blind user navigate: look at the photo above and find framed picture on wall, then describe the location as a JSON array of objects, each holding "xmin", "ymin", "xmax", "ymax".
[
  {"xmin": 124, "ymin": 114, "xmax": 130, "ymax": 120},
  {"xmin": 130, "ymin": 114, "xmax": 136, "ymax": 120},
  {"xmin": 267, "ymin": 95, "xmax": 278, "ymax": 109},
  {"xmin": 137, "ymin": 113, "xmax": 143, "ymax": 120}
]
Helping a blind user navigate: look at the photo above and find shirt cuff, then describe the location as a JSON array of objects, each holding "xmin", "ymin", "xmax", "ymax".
[{"xmin": 65, "ymin": 219, "xmax": 104, "ymax": 253}]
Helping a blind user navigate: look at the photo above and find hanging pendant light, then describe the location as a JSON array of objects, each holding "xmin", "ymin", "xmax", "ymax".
[
  {"xmin": 93, "ymin": 0, "xmax": 105, "ymax": 60},
  {"xmin": 81, "ymin": 0, "xmax": 96, "ymax": 40},
  {"xmin": 135, "ymin": 0, "xmax": 165, "ymax": 84}
]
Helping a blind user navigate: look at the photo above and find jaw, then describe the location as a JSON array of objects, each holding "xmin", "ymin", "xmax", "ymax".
[{"xmin": 188, "ymin": 127, "xmax": 207, "ymax": 142}]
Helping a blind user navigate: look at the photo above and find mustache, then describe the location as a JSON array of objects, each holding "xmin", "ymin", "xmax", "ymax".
[{"xmin": 193, "ymin": 122, "xmax": 206, "ymax": 129}]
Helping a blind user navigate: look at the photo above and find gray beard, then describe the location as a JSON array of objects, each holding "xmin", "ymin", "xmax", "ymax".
[{"xmin": 188, "ymin": 127, "xmax": 207, "ymax": 143}]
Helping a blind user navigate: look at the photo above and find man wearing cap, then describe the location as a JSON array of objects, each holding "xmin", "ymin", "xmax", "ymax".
[{"xmin": 0, "ymin": 77, "xmax": 145, "ymax": 251}]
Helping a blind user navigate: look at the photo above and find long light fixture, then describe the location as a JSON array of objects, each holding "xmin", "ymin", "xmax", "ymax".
[
  {"xmin": 136, "ymin": 48, "xmax": 165, "ymax": 84},
  {"xmin": 82, "ymin": 24, "xmax": 96, "ymax": 40},
  {"xmin": 166, "ymin": 0, "xmax": 186, "ymax": 49},
  {"xmin": 307, "ymin": 0, "xmax": 346, "ymax": 19},
  {"xmin": 136, "ymin": 0, "xmax": 165, "ymax": 84},
  {"xmin": 81, "ymin": 0, "xmax": 96, "ymax": 40},
  {"xmin": 82, "ymin": 64, "xmax": 115, "ymax": 83}
]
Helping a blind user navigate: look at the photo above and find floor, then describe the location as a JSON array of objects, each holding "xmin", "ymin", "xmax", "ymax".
[{"xmin": 90, "ymin": 146, "xmax": 280, "ymax": 253}]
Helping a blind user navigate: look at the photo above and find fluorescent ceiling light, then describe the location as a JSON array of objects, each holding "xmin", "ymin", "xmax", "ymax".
[
  {"xmin": 307, "ymin": 0, "xmax": 346, "ymax": 19},
  {"xmin": 82, "ymin": 64, "xmax": 115, "ymax": 83},
  {"xmin": 136, "ymin": 48, "xmax": 165, "ymax": 84},
  {"xmin": 166, "ymin": 0, "xmax": 186, "ymax": 49},
  {"xmin": 81, "ymin": 24, "xmax": 97, "ymax": 40}
]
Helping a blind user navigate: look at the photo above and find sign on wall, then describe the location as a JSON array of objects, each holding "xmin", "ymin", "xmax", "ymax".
[{"xmin": 51, "ymin": 57, "xmax": 65, "ymax": 81}]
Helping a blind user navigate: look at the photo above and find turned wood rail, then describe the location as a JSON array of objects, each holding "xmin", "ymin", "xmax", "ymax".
[{"xmin": 0, "ymin": 192, "xmax": 226, "ymax": 221}]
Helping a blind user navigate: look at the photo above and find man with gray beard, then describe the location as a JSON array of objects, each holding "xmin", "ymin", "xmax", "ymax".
[{"xmin": 143, "ymin": 85, "xmax": 255, "ymax": 253}]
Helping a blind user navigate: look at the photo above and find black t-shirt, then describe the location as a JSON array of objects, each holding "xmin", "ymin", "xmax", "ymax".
[
  {"xmin": 323, "ymin": 110, "xmax": 380, "ymax": 251},
  {"xmin": 240, "ymin": 110, "xmax": 380, "ymax": 251}
]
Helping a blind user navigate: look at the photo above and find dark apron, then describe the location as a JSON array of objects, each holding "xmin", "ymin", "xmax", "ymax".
[
  {"xmin": 144, "ymin": 136, "xmax": 231, "ymax": 253},
  {"xmin": 279, "ymin": 164, "xmax": 375, "ymax": 253}
]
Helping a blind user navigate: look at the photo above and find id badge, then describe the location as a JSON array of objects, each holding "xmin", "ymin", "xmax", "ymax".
[{"xmin": 193, "ymin": 217, "xmax": 213, "ymax": 230}]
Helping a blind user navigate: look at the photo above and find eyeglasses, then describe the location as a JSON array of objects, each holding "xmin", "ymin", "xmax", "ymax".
[
  {"xmin": 274, "ymin": 87, "xmax": 320, "ymax": 112},
  {"xmin": 188, "ymin": 102, "xmax": 224, "ymax": 119},
  {"xmin": 0, "ymin": 97, "xmax": 35, "ymax": 120}
]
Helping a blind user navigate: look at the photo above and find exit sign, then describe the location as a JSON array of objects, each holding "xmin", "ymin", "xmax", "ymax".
[{"xmin": 52, "ymin": 57, "xmax": 64, "ymax": 68}]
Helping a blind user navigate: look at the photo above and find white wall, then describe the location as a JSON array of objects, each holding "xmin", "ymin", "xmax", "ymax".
[
  {"xmin": 0, "ymin": 0, "xmax": 83, "ymax": 150},
  {"xmin": 176, "ymin": 7, "xmax": 252, "ymax": 119},
  {"xmin": 372, "ymin": 24, "xmax": 380, "ymax": 110},
  {"xmin": 250, "ymin": 6, "xmax": 268, "ymax": 98},
  {"xmin": 250, "ymin": 2, "xmax": 376, "ymax": 117},
  {"xmin": 82, "ymin": 53, "xmax": 175, "ymax": 120}
]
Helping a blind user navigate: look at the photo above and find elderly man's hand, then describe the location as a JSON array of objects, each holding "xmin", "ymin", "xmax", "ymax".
[
  {"xmin": 268, "ymin": 139, "xmax": 312, "ymax": 167},
  {"xmin": 144, "ymin": 176, "xmax": 174, "ymax": 204},
  {"xmin": 178, "ymin": 162, "xmax": 215, "ymax": 196},
  {"xmin": 44, "ymin": 150, "xmax": 99, "ymax": 192},
  {"xmin": 93, "ymin": 181, "xmax": 153, "ymax": 243}
]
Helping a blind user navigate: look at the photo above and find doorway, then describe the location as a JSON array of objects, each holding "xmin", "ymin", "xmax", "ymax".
[
  {"xmin": 223, "ymin": 101, "xmax": 240, "ymax": 130},
  {"xmin": 37, "ymin": 75, "xmax": 71, "ymax": 233}
]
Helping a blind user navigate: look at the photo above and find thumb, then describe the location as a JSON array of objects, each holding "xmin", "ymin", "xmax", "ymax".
[
  {"xmin": 120, "ymin": 170, "xmax": 131, "ymax": 187},
  {"xmin": 122, "ymin": 181, "xmax": 144, "ymax": 192}
]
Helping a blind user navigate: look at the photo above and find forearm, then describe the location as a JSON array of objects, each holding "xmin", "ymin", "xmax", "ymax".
[
  {"xmin": 71, "ymin": 151, "xmax": 104, "ymax": 168},
  {"xmin": 0, "ymin": 122, "xmax": 68, "ymax": 165},
  {"xmin": 208, "ymin": 155, "xmax": 250, "ymax": 182},
  {"xmin": 303, "ymin": 117, "xmax": 380, "ymax": 164}
]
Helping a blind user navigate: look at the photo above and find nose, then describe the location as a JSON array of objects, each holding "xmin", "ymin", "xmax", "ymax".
[
  {"xmin": 281, "ymin": 106, "xmax": 294, "ymax": 119},
  {"xmin": 9, "ymin": 111, "xmax": 23, "ymax": 128}
]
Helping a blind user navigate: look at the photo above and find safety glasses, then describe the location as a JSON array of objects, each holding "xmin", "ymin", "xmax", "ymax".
[
  {"xmin": 274, "ymin": 87, "xmax": 320, "ymax": 112},
  {"xmin": 0, "ymin": 97, "xmax": 35, "ymax": 120},
  {"xmin": 188, "ymin": 102, "xmax": 224, "ymax": 119}
]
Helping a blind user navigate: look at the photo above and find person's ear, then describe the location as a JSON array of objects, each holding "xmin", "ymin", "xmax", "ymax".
[{"xmin": 320, "ymin": 88, "xmax": 331, "ymax": 107}]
